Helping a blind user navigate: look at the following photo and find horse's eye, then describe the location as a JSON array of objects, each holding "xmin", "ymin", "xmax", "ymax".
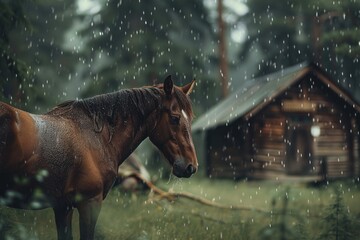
[{"xmin": 170, "ymin": 115, "xmax": 180, "ymax": 125}]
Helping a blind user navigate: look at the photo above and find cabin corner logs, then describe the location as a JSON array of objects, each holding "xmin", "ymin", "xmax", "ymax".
[{"xmin": 193, "ymin": 63, "xmax": 360, "ymax": 180}]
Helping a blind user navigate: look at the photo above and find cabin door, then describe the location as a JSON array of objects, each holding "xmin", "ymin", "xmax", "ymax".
[{"xmin": 286, "ymin": 120, "xmax": 312, "ymax": 175}]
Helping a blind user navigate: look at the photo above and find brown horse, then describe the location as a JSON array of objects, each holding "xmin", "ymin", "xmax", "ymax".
[{"xmin": 0, "ymin": 76, "xmax": 198, "ymax": 239}]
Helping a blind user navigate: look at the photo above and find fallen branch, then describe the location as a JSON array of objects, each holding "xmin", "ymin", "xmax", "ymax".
[{"xmin": 128, "ymin": 173, "xmax": 266, "ymax": 213}]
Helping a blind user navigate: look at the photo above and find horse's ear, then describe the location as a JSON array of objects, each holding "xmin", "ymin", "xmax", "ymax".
[
  {"xmin": 164, "ymin": 75, "xmax": 173, "ymax": 97},
  {"xmin": 182, "ymin": 79, "xmax": 195, "ymax": 95}
]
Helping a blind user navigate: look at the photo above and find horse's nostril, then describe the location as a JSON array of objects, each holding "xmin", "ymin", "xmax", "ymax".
[{"xmin": 186, "ymin": 164, "xmax": 196, "ymax": 175}]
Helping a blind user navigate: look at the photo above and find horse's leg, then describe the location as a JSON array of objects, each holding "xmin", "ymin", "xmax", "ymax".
[
  {"xmin": 77, "ymin": 196, "xmax": 102, "ymax": 240},
  {"xmin": 53, "ymin": 204, "xmax": 74, "ymax": 240}
]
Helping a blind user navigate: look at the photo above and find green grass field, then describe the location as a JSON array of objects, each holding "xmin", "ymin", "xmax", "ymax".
[{"xmin": 1, "ymin": 177, "xmax": 360, "ymax": 239}]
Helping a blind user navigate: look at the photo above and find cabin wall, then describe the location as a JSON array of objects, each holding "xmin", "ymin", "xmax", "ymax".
[
  {"xmin": 250, "ymin": 112, "xmax": 288, "ymax": 179},
  {"xmin": 205, "ymin": 73, "xmax": 359, "ymax": 180},
  {"xmin": 206, "ymin": 122, "xmax": 249, "ymax": 179},
  {"xmin": 312, "ymin": 113, "xmax": 349, "ymax": 178},
  {"xmin": 249, "ymin": 74, "xmax": 356, "ymax": 179},
  {"xmin": 353, "ymin": 117, "xmax": 360, "ymax": 177},
  {"xmin": 299, "ymin": 76, "xmax": 354, "ymax": 179}
]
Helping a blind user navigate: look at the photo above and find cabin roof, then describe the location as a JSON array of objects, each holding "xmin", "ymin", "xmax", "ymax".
[{"xmin": 192, "ymin": 62, "xmax": 360, "ymax": 132}]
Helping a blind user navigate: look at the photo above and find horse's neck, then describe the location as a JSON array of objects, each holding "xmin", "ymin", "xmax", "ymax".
[
  {"xmin": 109, "ymin": 90, "xmax": 161, "ymax": 166},
  {"xmin": 117, "ymin": 121, "xmax": 144, "ymax": 158},
  {"xmin": 111, "ymin": 111, "xmax": 158, "ymax": 167}
]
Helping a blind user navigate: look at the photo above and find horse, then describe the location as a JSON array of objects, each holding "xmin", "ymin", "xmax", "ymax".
[{"xmin": 0, "ymin": 75, "xmax": 198, "ymax": 240}]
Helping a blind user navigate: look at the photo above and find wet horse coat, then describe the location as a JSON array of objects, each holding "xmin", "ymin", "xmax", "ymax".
[{"xmin": 0, "ymin": 77, "xmax": 197, "ymax": 239}]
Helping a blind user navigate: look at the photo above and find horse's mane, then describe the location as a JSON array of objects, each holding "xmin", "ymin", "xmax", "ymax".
[
  {"xmin": 47, "ymin": 86, "xmax": 193, "ymax": 140},
  {"xmin": 47, "ymin": 88, "xmax": 160, "ymax": 140}
]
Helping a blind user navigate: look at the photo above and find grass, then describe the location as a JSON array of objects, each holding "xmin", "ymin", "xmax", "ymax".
[{"xmin": 1, "ymin": 177, "xmax": 360, "ymax": 239}]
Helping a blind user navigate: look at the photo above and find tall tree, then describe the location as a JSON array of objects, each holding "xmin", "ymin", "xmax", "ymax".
[
  {"xmin": 318, "ymin": 0, "xmax": 360, "ymax": 97},
  {"xmin": 79, "ymin": 0, "xmax": 217, "ymax": 110},
  {"xmin": 217, "ymin": 0, "xmax": 228, "ymax": 98},
  {"xmin": 240, "ymin": 0, "xmax": 360, "ymax": 99},
  {"xmin": 9, "ymin": 0, "xmax": 80, "ymax": 111},
  {"xmin": 0, "ymin": 0, "xmax": 28, "ymax": 104},
  {"xmin": 2, "ymin": 0, "xmax": 223, "ymax": 113},
  {"xmin": 240, "ymin": 0, "xmax": 311, "ymax": 74},
  {"xmin": 1, "ymin": 0, "xmax": 81, "ymax": 111}
]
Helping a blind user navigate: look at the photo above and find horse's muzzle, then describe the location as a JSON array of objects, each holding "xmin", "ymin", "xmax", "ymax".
[{"xmin": 172, "ymin": 159, "xmax": 197, "ymax": 178}]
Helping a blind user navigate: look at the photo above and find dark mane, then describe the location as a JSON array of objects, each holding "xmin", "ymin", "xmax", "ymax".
[
  {"xmin": 46, "ymin": 86, "xmax": 193, "ymax": 139},
  {"xmin": 47, "ymin": 88, "xmax": 163, "ymax": 135}
]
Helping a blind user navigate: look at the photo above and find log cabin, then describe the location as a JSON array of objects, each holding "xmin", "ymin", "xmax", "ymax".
[{"xmin": 193, "ymin": 63, "xmax": 360, "ymax": 180}]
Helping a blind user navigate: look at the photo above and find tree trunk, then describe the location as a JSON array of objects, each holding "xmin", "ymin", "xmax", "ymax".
[{"xmin": 217, "ymin": 0, "xmax": 228, "ymax": 98}]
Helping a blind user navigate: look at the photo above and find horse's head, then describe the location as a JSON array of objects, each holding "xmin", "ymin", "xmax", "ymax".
[{"xmin": 149, "ymin": 75, "xmax": 198, "ymax": 178}]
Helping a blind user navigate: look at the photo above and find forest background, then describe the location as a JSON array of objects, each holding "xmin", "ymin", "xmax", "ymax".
[{"xmin": 1, "ymin": 0, "xmax": 359, "ymax": 115}]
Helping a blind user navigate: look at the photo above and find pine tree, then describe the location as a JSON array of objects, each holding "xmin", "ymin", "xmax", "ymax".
[
  {"xmin": 258, "ymin": 187, "xmax": 301, "ymax": 240},
  {"xmin": 318, "ymin": 187, "xmax": 356, "ymax": 240},
  {"xmin": 0, "ymin": 0, "xmax": 29, "ymax": 104},
  {"xmin": 80, "ymin": 1, "xmax": 215, "ymax": 102},
  {"xmin": 241, "ymin": 0, "xmax": 360, "ymax": 100}
]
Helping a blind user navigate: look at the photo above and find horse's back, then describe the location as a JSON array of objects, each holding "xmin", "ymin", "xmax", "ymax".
[
  {"xmin": 0, "ymin": 102, "xmax": 71, "ymax": 208},
  {"xmin": 0, "ymin": 101, "xmax": 114, "ymax": 209},
  {"xmin": 0, "ymin": 102, "xmax": 38, "ymax": 165}
]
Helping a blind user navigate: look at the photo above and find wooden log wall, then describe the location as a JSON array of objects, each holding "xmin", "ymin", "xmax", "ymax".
[
  {"xmin": 250, "ymin": 114, "xmax": 288, "ymax": 179},
  {"xmin": 249, "ymin": 74, "xmax": 355, "ymax": 179},
  {"xmin": 206, "ymin": 124, "xmax": 248, "ymax": 179},
  {"xmin": 304, "ymin": 76, "xmax": 353, "ymax": 178},
  {"xmin": 312, "ymin": 113, "xmax": 349, "ymax": 178},
  {"xmin": 351, "ymin": 118, "xmax": 360, "ymax": 177},
  {"xmin": 206, "ymin": 72, "xmax": 359, "ymax": 180}
]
